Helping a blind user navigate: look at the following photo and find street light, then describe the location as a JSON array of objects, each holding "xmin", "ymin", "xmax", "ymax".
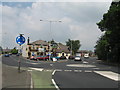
[{"xmin": 40, "ymin": 19, "xmax": 62, "ymax": 61}]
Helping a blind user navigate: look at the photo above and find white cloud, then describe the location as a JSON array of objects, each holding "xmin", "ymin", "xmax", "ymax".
[{"xmin": 2, "ymin": 2, "xmax": 111, "ymax": 50}]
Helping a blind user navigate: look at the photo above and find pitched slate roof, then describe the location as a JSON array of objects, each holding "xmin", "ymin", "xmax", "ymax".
[
  {"xmin": 30, "ymin": 40, "xmax": 49, "ymax": 46},
  {"xmin": 56, "ymin": 43, "xmax": 70, "ymax": 53}
]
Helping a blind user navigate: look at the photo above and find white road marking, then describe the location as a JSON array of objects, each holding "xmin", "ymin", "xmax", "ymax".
[
  {"xmin": 50, "ymin": 64, "xmax": 53, "ymax": 66},
  {"xmin": 30, "ymin": 63, "xmax": 39, "ymax": 65},
  {"xmin": 85, "ymin": 70, "xmax": 92, "ymax": 72},
  {"xmin": 94, "ymin": 71, "xmax": 119, "ymax": 81},
  {"xmin": 30, "ymin": 68, "xmax": 43, "ymax": 71},
  {"xmin": 30, "ymin": 73, "xmax": 33, "ymax": 88},
  {"xmin": 93, "ymin": 68, "xmax": 100, "ymax": 69},
  {"xmin": 67, "ymin": 64, "xmax": 96, "ymax": 68},
  {"xmin": 74, "ymin": 70, "xmax": 82, "ymax": 72},
  {"xmin": 44, "ymin": 70, "xmax": 52, "ymax": 72},
  {"xmin": 83, "ymin": 61, "xmax": 88, "ymax": 64},
  {"xmin": 52, "ymin": 70, "xmax": 56, "ymax": 75},
  {"xmin": 64, "ymin": 70, "xmax": 72, "ymax": 72},
  {"xmin": 52, "ymin": 79, "xmax": 60, "ymax": 90},
  {"xmin": 92, "ymin": 62, "xmax": 95, "ymax": 63},
  {"xmin": 28, "ymin": 70, "xmax": 33, "ymax": 72},
  {"xmin": 56, "ymin": 69, "xmax": 62, "ymax": 72}
]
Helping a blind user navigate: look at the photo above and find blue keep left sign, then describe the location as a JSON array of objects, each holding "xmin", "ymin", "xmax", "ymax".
[{"xmin": 16, "ymin": 35, "xmax": 25, "ymax": 45}]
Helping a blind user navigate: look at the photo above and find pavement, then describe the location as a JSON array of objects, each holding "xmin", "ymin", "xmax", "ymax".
[{"xmin": 2, "ymin": 64, "xmax": 31, "ymax": 89}]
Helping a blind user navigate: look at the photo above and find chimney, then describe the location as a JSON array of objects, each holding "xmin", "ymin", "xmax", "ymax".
[{"xmin": 27, "ymin": 37, "xmax": 30, "ymax": 45}]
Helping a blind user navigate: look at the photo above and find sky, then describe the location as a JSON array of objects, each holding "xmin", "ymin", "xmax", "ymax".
[{"xmin": 1, "ymin": 1, "xmax": 112, "ymax": 51}]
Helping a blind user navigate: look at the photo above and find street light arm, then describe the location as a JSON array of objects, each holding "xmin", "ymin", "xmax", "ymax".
[{"xmin": 40, "ymin": 19, "xmax": 62, "ymax": 23}]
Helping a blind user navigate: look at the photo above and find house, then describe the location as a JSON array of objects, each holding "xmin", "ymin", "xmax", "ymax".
[
  {"xmin": 55, "ymin": 43, "xmax": 70, "ymax": 58},
  {"xmin": 22, "ymin": 40, "xmax": 52, "ymax": 58},
  {"xmin": 22, "ymin": 38, "xmax": 71, "ymax": 59}
]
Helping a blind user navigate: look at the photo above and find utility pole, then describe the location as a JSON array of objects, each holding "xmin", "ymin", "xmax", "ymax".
[{"xmin": 40, "ymin": 19, "xmax": 62, "ymax": 61}]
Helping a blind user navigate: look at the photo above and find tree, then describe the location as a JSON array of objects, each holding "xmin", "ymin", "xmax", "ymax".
[
  {"xmin": 94, "ymin": 35, "xmax": 109, "ymax": 60},
  {"xmin": 66, "ymin": 39, "xmax": 81, "ymax": 55},
  {"xmin": 50, "ymin": 39, "xmax": 58, "ymax": 56},
  {"xmin": 95, "ymin": 1, "xmax": 120, "ymax": 62},
  {"xmin": 11, "ymin": 47, "xmax": 18, "ymax": 54}
]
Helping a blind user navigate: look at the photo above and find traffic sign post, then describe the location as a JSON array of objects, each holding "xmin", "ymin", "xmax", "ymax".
[{"xmin": 16, "ymin": 34, "xmax": 26, "ymax": 73}]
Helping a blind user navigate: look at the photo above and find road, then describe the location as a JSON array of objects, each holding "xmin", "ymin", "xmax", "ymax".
[{"xmin": 2, "ymin": 55, "xmax": 119, "ymax": 89}]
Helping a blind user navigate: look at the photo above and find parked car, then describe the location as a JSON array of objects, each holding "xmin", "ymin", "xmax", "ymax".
[
  {"xmin": 51, "ymin": 56, "xmax": 60, "ymax": 59},
  {"xmin": 4, "ymin": 54, "xmax": 10, "ymax": 57},
  {"xmin": 36, "ymin": 56, "xmax": 49, "ymax": 60},
  {"xmin": 51, "ymin": 56, "xmax": 60, "ymax": 60},
  {"xmin": 68, "ymin": 56, "xmax": 75, "ymax": 60},
  {"xmin": 16, "ymin": 53, "xmax": 20, "ymax": 56},
  {"xmin": 30, "ymin": 56, "xmax": 37, "ymax": 60},
  {"xmin": 74, "ymin": 56, "xmax": 82, "ymax": 61},
  {"xmin": 59, "ymin": 56, "xmax": 66, "ymax": 60},
  {"xmin": 84, "ymin": 54, "xmax": 89, "ymax": 58}
]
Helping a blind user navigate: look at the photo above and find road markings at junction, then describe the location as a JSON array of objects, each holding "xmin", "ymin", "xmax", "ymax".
[
  {"xmin": 30, "ymin": 63, "xmax": 40, "ymax": 65},
  {"xmin": 44, "ymin": 69, "xmax": 53, "ymax": 72},
  {"xmin": 52, "ymin": 70, "xmax": 60, "ymax": 90},
  {"xmin": 50, "ymin": 64, "xmax": 53, "ymax": 66},
  {"xmin": 30, "ymin": 68, "xmax": 43, "ymax": 71},
  {"xmin": 52, "ymin": 79, "xmax": 60, "ymax": 90},
  {"xmin": 93, "ymin": 68, "xmax": 100, "ymax": 70},
  {"xmin": 84, "ymin": 70, "xmax": 92, "ymax": 72},
  {"xmin": 56, "ymin": 69, "xmax": 62, "ymax": 72},
  {"xmin": 28, "ymin": 70, "xmax": 33, "ymax": 72},
  {"xmin": 52, "ymin": 70, "xmax": 56, "ymax": 75},
  {"xmin": 83, "ymin": 61, "xmax": 89, "ymax": 64},
  {"xmin": 74, "ymin": 70, "xmax": 82, "ymax": 72},
  {"xmin": 66, "ymin": 64, "xmax": 96, "ymax": 68},
  {"xmin": 94, "ymin": 71, "xmax": 119, "ymax": 81},
  {"xmin": 30, "ymin": 73, "xmax": 33, "ymax": 88},
  {"xmin": 64, "ymin": 70, "xmax": 72, "ymax": 72}
]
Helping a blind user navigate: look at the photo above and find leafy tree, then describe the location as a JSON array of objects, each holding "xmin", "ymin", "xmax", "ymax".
[
  {"xmin": 94, "ymin": 35, "xmax": 109, "ymax": 60},
  {"xmin": 11, "ymin": 47, "xmax": 18, "ymax": 54},
  {"xmin": 95, "ymin": 1, "xmax": 120, "ymax": 62},
  {"xmin": 50, "ymin": 39, "xmax": 58, "ymax": 56},
  {"xmin": 66, "ymin": 39, "xmax": 81, "ymax": 55}
]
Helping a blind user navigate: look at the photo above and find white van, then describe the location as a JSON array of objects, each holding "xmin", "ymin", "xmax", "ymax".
[{"xmin": 84, "ymin": 54, "xmax": 89, "ymax": 58}]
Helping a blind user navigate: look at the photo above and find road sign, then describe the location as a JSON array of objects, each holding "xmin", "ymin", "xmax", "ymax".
[{"xmin": 16, "ymin": 35, "xmax": 25, "ymax": 45}]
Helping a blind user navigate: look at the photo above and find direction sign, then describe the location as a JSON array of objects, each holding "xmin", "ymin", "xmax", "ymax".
[{"xmin": 16, "ymin": 35, "xmax": 25, "ymax": 45}]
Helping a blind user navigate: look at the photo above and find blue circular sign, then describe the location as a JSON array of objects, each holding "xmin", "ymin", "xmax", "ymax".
[{"xmin": 16, "ymin": 36, "xmax": 25, "ymax": 45}]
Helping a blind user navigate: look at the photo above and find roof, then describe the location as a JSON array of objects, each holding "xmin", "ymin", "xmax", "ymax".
[
  {"xmin": 56, "ymin": 43, "xmax": 70, "ymax": 53},
  {"xmin": 30, "ymin": 40, "xmax": 49, "ymax": 46},
  {"xmin": 3, "ymin": 49, "xmax": 11, "ymax": 52}
]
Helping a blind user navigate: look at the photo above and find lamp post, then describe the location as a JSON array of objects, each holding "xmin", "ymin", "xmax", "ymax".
[{"xmin": 40, "ymin": 19, "xmax": 62, "ymax": 61}]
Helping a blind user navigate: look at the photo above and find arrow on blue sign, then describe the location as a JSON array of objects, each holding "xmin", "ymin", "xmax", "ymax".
[{"xmin": 16, "ymin": 35, "xmax": 26, "ymax": 45}]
